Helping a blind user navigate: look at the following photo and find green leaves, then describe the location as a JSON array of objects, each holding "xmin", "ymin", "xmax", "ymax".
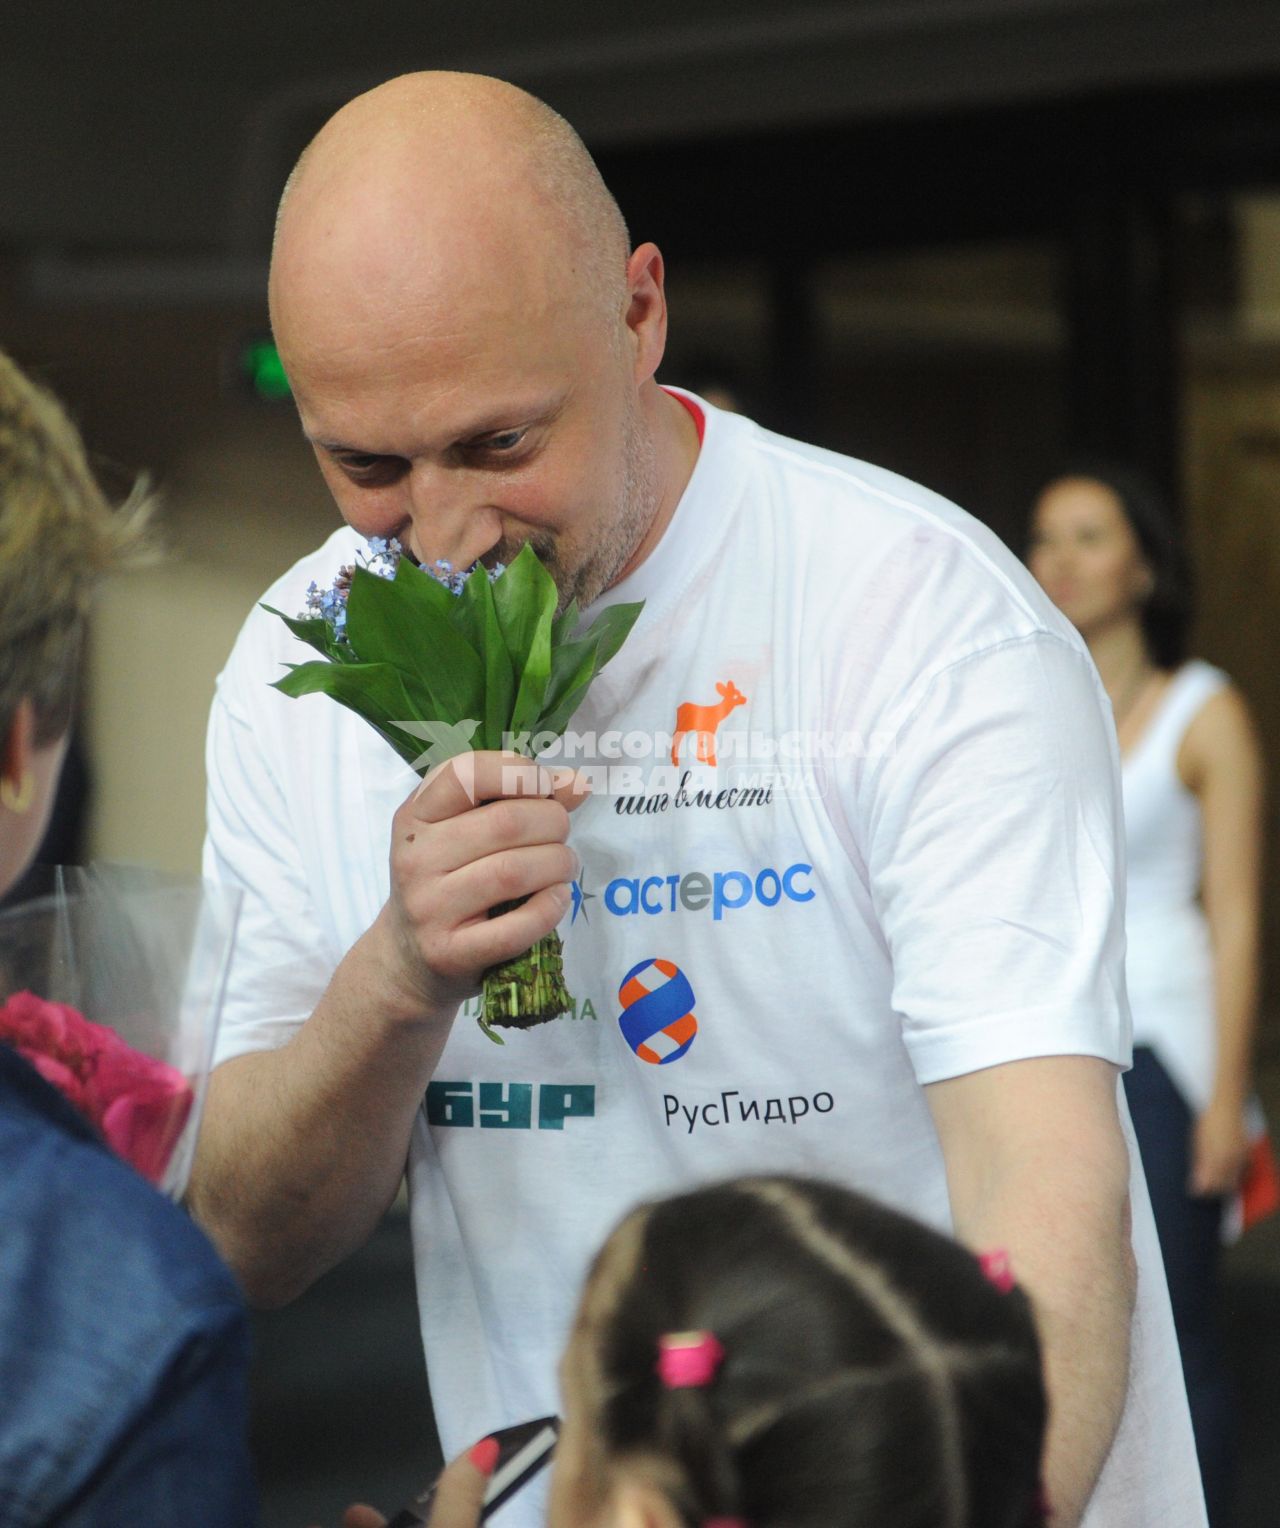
[
  {"xmin": 266, "ymin": 544, "xmax": 643, "ymax": 774},
  {"xmin": 491, "ymin": 546, "xmax": 557, "ymax": 737},
  {"xmin": 261, "ymin": 607, "xmax": 359, "ymax": 665},
  {"xmin": 539, "ymin": 602, "xmax": 643, "ymax": 738},
  {"xmin": 273, "ymin": 660, "xmax": 430, "ymax": 770},
  {"xmin": 346, "ymin": 563, "xmax": 484, "ymax": 722},
  {"xmin": 456, "ymin": 566, "xmax": 516, "ymax": 751}
]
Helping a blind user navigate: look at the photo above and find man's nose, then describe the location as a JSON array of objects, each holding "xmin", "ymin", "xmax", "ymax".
[{"xmin": 406, "ymin": 460, "xmax": 503, "ymax": 572}]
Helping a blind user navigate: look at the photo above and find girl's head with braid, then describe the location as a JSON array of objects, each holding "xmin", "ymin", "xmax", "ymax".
[{"xmin": 548, "ymin": 1175, "xmax": 1047, "ymax": 1528}]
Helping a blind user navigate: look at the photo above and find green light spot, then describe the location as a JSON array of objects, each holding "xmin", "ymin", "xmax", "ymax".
[{"xmin": 243, "ymin": 339, "xmax": 292, "ymax": 400}]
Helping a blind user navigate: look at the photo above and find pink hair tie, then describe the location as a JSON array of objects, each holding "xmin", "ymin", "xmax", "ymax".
[
  {"xmin": 656, "ymin": 1330, "xmax": 725, "ymax": 1388},
  {"xmin": 978, "ymin": 1248, "xmax": 1016, "ymax": 1294}
]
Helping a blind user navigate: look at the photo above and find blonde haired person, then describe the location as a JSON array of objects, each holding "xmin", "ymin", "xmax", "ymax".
[
  {"xmin": 0, "ymin": 349, "xmax": 151, "ymax": 880},
  {"xmin": 0, "ymin": 349, "xmax": 260, "ymax": 1526}
]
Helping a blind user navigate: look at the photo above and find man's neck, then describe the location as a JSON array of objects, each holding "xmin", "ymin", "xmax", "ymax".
[{"xmin": 607, "ymin": 385, "xmax": 701, "ymax": 591}]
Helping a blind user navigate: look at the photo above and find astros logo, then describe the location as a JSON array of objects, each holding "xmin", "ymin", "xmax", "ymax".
[{"xmin": 618, "ymin": 959, "xmax": 698, "ymax": 1065}]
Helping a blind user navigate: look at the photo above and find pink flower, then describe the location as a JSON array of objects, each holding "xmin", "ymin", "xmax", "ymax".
[
  {"xmin": 26, "ymin": 1052, "xmax": 92, "ymax": 1112},
  {"xmin": 91, "ymin": 1043, "xmax": 192, "ymax": 1183},
  {"xmin": 0, "ymin": 990, "xmax": 193, "ymax": 1185}
]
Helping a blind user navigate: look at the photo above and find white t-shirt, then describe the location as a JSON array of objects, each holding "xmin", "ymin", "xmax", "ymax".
[{"xmin": 205, "ymin": 395, "xmax": 1205, "ymax": 1526}]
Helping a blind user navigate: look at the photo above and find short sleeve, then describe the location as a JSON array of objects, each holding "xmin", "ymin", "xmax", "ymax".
[
  {"xmin": 203, "ymin": 622, "xmax": 337, "ymax": 1067},
  {"xmin": 857, "ymin": 632, "xmax": 1132, "ymax": 1084}
]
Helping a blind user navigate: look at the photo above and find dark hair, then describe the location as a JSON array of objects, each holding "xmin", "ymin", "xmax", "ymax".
[
  {"xmin": 1029, "ymin": 460, "xmax": 1193, "ymax": 670},
  {"xmin": 579, "ymin": 1175, "xmax": 1047, "ymax": 1528}
]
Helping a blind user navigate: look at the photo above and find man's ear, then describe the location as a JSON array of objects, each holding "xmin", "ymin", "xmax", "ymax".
[
  {"xmin": 623, "ymin": 242, "xmax": 669, "ymax": 386},
  {"xmin": 1, "ymin": 697, "xmax": 35, "ymax": 793}
]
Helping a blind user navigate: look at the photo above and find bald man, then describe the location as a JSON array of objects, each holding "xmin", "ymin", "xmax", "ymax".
[{"xmin": 190, "ymin": 74, "xmax": 1205, "ymax": 1528}]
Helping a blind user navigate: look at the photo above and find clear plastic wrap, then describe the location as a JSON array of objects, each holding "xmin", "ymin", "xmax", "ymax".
[{"xmin": 0, "ymin": 865, "xmax": 241, "ymax": 1198}]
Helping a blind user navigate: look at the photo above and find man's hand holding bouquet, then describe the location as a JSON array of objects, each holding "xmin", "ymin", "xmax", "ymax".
[{"xmin": 268, "ymin": 538, "xmax": 641, "ymax": 1042}]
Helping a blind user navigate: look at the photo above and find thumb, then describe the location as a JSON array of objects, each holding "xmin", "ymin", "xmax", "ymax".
[
  {"xmin": 342, "ymin": 1507, "xmax": 388, "ymax": 1528},
  {"xmin": 427, "ymin": 1439, "xmax": 499, "ymax": 1528}
]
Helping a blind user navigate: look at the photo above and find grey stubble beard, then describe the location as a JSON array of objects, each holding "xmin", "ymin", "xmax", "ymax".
[{"xmin": 491, "ymin": 391, "xmax": 660, "ymax": 615}]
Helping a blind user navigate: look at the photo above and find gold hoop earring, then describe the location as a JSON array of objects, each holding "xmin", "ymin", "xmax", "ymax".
[{"xmin": 0, "ymin": 771, "xmax": 34, "ymax": 814}]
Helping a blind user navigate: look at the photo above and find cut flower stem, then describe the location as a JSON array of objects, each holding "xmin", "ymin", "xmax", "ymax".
[{"xmin": 479, "ymin": 908, "xmax": 572, "ymax": 1043}]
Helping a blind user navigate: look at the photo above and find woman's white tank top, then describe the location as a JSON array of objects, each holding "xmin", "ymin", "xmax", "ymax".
[{"xmin": 1121, "ymin": 659, "xmax": 1229, "ymax": 1112}]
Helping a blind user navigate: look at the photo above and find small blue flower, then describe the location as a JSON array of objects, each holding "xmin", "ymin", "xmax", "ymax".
[
  {"xmin": 299, "ymin": 535, "xmax": 507, "ymax": 635},
  {"xmin": 424, "ymin": 556, "xmax": 508, "ymax": 597}
]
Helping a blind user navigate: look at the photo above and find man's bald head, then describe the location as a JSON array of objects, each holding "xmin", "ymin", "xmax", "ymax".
[
  {"xmin": 266, "ymin": 72, "xmax": 687, "ymax": 612},
  {"xmin": 271, "ymin": 72, "xmax": 631, "ymax": 353}
]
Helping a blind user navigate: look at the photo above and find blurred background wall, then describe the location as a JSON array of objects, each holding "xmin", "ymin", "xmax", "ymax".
[{"xmin": 5, "ymin": 1, "xmax": 1280, "ymax": 1519}]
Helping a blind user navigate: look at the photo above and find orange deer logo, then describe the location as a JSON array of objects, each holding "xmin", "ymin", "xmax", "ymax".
[{"xmin": 671, "ymin": 680, "xmax": 747, "ymax": 767}]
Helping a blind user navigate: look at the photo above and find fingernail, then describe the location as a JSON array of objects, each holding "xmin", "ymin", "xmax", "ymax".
[{"xmin": 469, "ymin": 1436, "xmax": 501, "ymax": 1477}]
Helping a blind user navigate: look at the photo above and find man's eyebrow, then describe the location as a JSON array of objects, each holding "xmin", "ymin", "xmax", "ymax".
[
  {"xmin": 305, "ymin": 431, "xmax": 378, "ymax": 455},
  {"xmin": 305, "ymin": 395, "xmax": 568, "ymax": 456},
  {"xmin": 457, "ymin": 397, "xmax": 566, "ymax": 440}
]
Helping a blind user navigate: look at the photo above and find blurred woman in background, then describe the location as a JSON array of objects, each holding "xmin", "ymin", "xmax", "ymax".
[
  {"xmin": 1028, "ymin": 463, "xmax": 1265, "ymax": 1526},
  {"xmin": 0, "ymin": 348, "xmax": 258, "ymax": 1526}
]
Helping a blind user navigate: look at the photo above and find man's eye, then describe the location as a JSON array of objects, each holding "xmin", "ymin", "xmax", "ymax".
[
  {"xmin": 335, "ymin": 453, "xmax": 404, "ymax": 483},
  {"xmin": 476, "ymin": 429, "xmax": 527, "ymax": 454}
]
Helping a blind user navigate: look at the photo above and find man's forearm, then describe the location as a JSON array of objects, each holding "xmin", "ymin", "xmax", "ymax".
[
  {"xmin": 188, "ymin": 914, "xmax": 455, "ymax": 1306},
  {"xmin": 928, "ymin": 1058, "xmax": 1139, "ymax": 1526},
  {"xmin": 953, "ymin": 1160, "xmax": 1135, "ymax": 1528}
]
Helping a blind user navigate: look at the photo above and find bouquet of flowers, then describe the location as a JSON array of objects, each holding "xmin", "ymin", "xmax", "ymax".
[
  {"xmin": 0, "ymin": 866, "xmax": 241, "ymax": 1197},
  {"xmin": 267, "ymin": 538, "xmax": 642, "ymax": 1041}
]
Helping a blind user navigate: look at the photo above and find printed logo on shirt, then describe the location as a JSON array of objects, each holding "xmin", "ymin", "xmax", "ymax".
[
  {"xmin": 569, "ymin": 873, "xmax": 597, "ymax": 926},
  {"xmin": 671, "ymin": 679, "xmax": 748, "ymax": 767},
  {"xmin": 662, "ymin": 1087, "xmax": 837, "ymax": 1133},
  {"xmin": 618, "ymin": 958, "xmax": 698, "ymax": 1064},
  {"xmin": 426, "ymin": 1081, "xmax": 596, "ymax": 1130},
  {"xmin": 459, "ymin": 991, "xmax": 600, "ymax": 1024},
  {"xmin": 614, "ymin": 768, "xmax": 776, "ymax": 817},
  {"xmin": 603, "ymin": 862, "xmax": 815, "ymax": 921}
]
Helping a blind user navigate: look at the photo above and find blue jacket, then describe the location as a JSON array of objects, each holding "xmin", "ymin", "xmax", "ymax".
[{"xmin": 0, "ymin": 1041, "xmax": 258, "ymax": 1526}]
